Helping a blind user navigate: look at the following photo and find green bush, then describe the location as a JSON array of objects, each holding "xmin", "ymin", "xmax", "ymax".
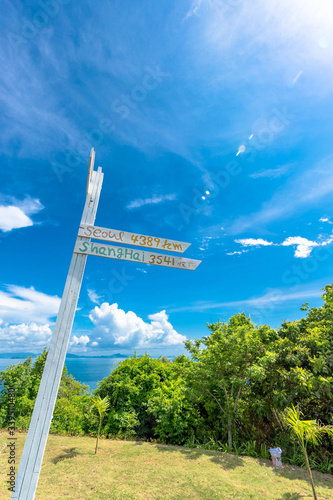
[{"xmin": 147, "ymin": 378, "xmax": 203, "ymax": 445}]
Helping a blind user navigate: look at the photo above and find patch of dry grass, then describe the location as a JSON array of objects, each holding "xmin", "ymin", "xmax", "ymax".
[{"xmin": 1, "ymin": 431, "xmax": 332, "ymax": 499}]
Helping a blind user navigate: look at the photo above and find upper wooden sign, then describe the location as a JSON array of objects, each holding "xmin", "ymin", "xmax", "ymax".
[{"xmin": 78, "ymin": 223, "xmax": 191, "ymax": 253}]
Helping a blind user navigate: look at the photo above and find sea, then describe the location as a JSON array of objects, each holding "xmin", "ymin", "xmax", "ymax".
[{"xmin": 0, "ymin": 356, "xmax": 127, "ymax": 392}]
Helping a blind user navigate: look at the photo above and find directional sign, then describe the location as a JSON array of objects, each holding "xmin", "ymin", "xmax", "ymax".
[
  {"xmin": 78, "ymin": 223, "xmax": 191, "ymax": 253},
  {"xmin": 15, "ymin": 149, "xmax": 201, "ymax": 500},
  {"xmin": 74, "ymin": 240, "xmax": 201, "ymax": 270},
  {"xmin": 13, "ymin": 156, "xmax": 104, "ymax": 500}
]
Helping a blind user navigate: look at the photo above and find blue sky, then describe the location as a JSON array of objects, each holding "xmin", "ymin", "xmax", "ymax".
[{"xmin": 1, "ymin": 0, "xmax": 333, "ymax": 355}]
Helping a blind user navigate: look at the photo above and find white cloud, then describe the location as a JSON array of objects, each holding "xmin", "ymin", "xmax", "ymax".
[
  {"xmin": 126, "ymin": 193, "xmax": 176, "ymax": 210},
  {"xmin": 136, "ymin": 268, "xmax": 147, "ymax": 274},
  {"xmin": 226, "ymin": 250, "xmax": 244, "ymax": 256},
  {"xmin": 235, "ymin": 238, "xmax": 274, "ymax": 247},
  {"xmin": 91, "ymin": 341, "xmax": 99, "ymax": 347},
  {"xmin": 0, "ymin": 207, "xmax": 33, "ymax": 232},
  {"xmin": 0, "ymin": 322, "xmax": 52, "ymax": 351},
  {"xmin": 0, "ymin": 285, "xmax": 60, "ymax": 324},
  {"xmin": 0, "ymin": 285, "xmax": 93, "ymax": 352},
  {"xmin": 321, "ymin": 236, "xmax": 333, "ymax": 246},
  {"xmin": 231, "ymin": 233, "xmax": 333, "ymax": 258},
  {"xmin": 319, "ymin": 217, "xmax": 333, "ymax": 224},
  {"xmin": 197, "ymin": 235, "xmax": 214, "ymax": 252},
  {"xmin": 89, "ymin": 303, "xmax": 186, "ymax": 348},
  {"xmin": 0, "ymin": 197, "xmax": 43, "ymax": 232},
  {"xmin": 69, "ymin": 335, "xmax": 90, "ymax": 348},
  {"xmin": 87, "ymin": 289, "xmax": 102, "ymax": 305},
  {"xmin": 250, "ymin": 164, "xmax": 292, "ymax": 179},
  {"xmin": 282, "ymin": 236, "xmax": 319, "ymax": 258}
]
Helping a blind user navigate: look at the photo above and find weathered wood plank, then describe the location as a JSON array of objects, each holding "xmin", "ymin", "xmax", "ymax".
[
  {"xmin": 74, "ymin": 240, "xmax": 201, "ymax": 270},
  {"xmin": 12, "ymin": 150, "xmax": 201, "ymax": 500},
  {"xmin": 86, "ymin": 147, "xmax": 95, "ymax": 197},
  {"xmin": 12, "ymin": 168, "xmax": 104, "ymax": 500},
  {"xmin": 78, "ymin": 223, "xmax": 191, "ymax": 253}
]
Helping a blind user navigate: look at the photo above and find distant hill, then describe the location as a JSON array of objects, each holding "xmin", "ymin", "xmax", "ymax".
[
  {"xmin": 66, "ymin": 353, "xmax": 128, "ymax": 359},
  {"xmin": 0, "ymin": 352, "xmax": 128, "ymax": 359},
  {"xmin": 0, "ymin": 352, "xmax": 37, "ymax": 359},
  {"xmin": 0, "ymin": 352, "xmax": 176, "ymax": 360}
]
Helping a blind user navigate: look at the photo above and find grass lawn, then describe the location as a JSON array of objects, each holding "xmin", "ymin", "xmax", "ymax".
[{"xmin": 1, "ymin": 431, "xmax": 332, "ymax": 499}]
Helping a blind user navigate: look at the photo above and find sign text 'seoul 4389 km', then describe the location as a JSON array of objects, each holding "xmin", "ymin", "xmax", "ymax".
[{"xmin": 12, "ymin": 149, "xmax": 201, "ymax": 500}]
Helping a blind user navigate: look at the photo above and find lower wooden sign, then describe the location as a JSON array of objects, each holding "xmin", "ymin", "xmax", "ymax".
[{"xmin": 74, "ymin": 240, "xmax": 201, "ymax": 270}]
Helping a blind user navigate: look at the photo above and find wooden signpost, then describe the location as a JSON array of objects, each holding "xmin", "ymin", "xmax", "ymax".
[{"xmin": 12, "ymin": 149, "xmax": 201, "ymax": 500}]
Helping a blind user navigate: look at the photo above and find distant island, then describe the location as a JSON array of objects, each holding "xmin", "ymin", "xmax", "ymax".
[
  {"xmin": 65, "ymin": 353, "xmax": 128, "ymax": 359},
  {"xmin": 2, "ymin": 353, "xmax": 128, "ymax": 359},
  {"xmin": 0, "ymin": 352, "xmax": 175, "ymax": 360}
]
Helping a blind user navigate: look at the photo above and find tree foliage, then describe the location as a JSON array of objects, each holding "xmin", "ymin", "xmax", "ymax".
[
  {"xmin": 0, "ymin": 285, "xmax": 333, "ymax": 474},
  {"xmin": 0, "ymin": 348, "xmax": 89, "ymax": 434},
  {"xmin": 184, "ymin": 313, "xmax": 277, "ymax": 449},
  {"xmin": 95, "ymin": 352, "xmax": 199, "ymax": 443}
]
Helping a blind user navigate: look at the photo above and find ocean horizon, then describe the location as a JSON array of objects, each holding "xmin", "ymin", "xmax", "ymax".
[
  {"xmin": 0, "ymin": 354, "xmax": 176, "ymax": 392},
  {"xmin": 0, "ymin": 356, "xmax": 130, "ymax": 392}
]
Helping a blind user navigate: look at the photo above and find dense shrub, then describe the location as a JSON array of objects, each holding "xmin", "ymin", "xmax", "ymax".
[{"xmin": 1, "ymin": 284, "xmax": 333, "ymax": 473}]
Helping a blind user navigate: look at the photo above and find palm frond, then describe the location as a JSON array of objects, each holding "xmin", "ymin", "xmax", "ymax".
[
  {"xmin": 285, "ymin": 405, "xmax": 333, "ymax": 446},
  {"xmin": 91, "ymin": 395, "xmax": 110, "ymax": 414}
]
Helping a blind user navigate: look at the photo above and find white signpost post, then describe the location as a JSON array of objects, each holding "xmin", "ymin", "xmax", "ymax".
[{"xmin": 12, "ymin": 149, "xmax": 201, "ymax": 500}]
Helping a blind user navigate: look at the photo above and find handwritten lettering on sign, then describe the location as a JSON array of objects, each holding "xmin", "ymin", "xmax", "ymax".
[
  {"xmin": 74, "ymin": 241, "xmax": 201, "ymax": 271},
  {"xmin": 78, "ymin": 224, "xmax": 190, "ymax": 253}
]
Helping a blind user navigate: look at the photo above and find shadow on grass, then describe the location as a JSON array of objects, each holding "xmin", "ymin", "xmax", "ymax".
[
  {"xmin": 51, "ymin": 447, "xmax": 80, "ymax": 464},
  {"xmin": 277, "ymin": 494, "xmax": 303, "ymax": 500},
  {"xmin": 146, "ymin": 443, "xmax": 246, "ymax": 470},
  {"xmin": 270, "ymin": 465, "xmax": 333, "ymax": 496}
]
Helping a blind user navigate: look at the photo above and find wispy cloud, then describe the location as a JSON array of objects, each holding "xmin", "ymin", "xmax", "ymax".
[
  {"xmin": 196, "ymin": 235, "xmax": 214, "ymax": 252},
  {"xmin": 0, "ymin": 33, "xmax": 82, "ymax": 157},
  {"xmin": 319, "ymin": 217, "xmax": 333, "ymax": 224},
  {"xmin": 136, "ymin": 268, "xmax": 147, "ymax": 274},
  {"xmin": 87, "ymin": 289, "xmax": 102, "ymax": 305},
  {"xmin": 126, "ymin": 193, "xmax": 176, "ymax": 210},
  {"xmin": 184, "ymin": 0, "xmax": 206, "ymax": 20},
  {"xmin": 0, "ymin": 196, "xmax": 43, "ymax": 232},
  {"xmin": 291, "ymin": 70, "xmax": 303, "ymax": 85},
  {"xmin": 250, "ymin": 164, "xmax": 292, "ymax": 179},
  {"xmin": 231, "ymin": 233, "xmax": 333, "ymax": 258},
  {"xmin": 169, "ymin": 286, "xmax": 323, "ymax": 313},
  {"xmin": 192, "ymin": 0, "xmax": 333, "ymax": 89},
  {"xmin": 0, "ymin": 285, "xmax": 60, "ymax": 324},
  {"xmin": 229, "ymin": 156, "xmax": 333, "ymax": 234}
]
